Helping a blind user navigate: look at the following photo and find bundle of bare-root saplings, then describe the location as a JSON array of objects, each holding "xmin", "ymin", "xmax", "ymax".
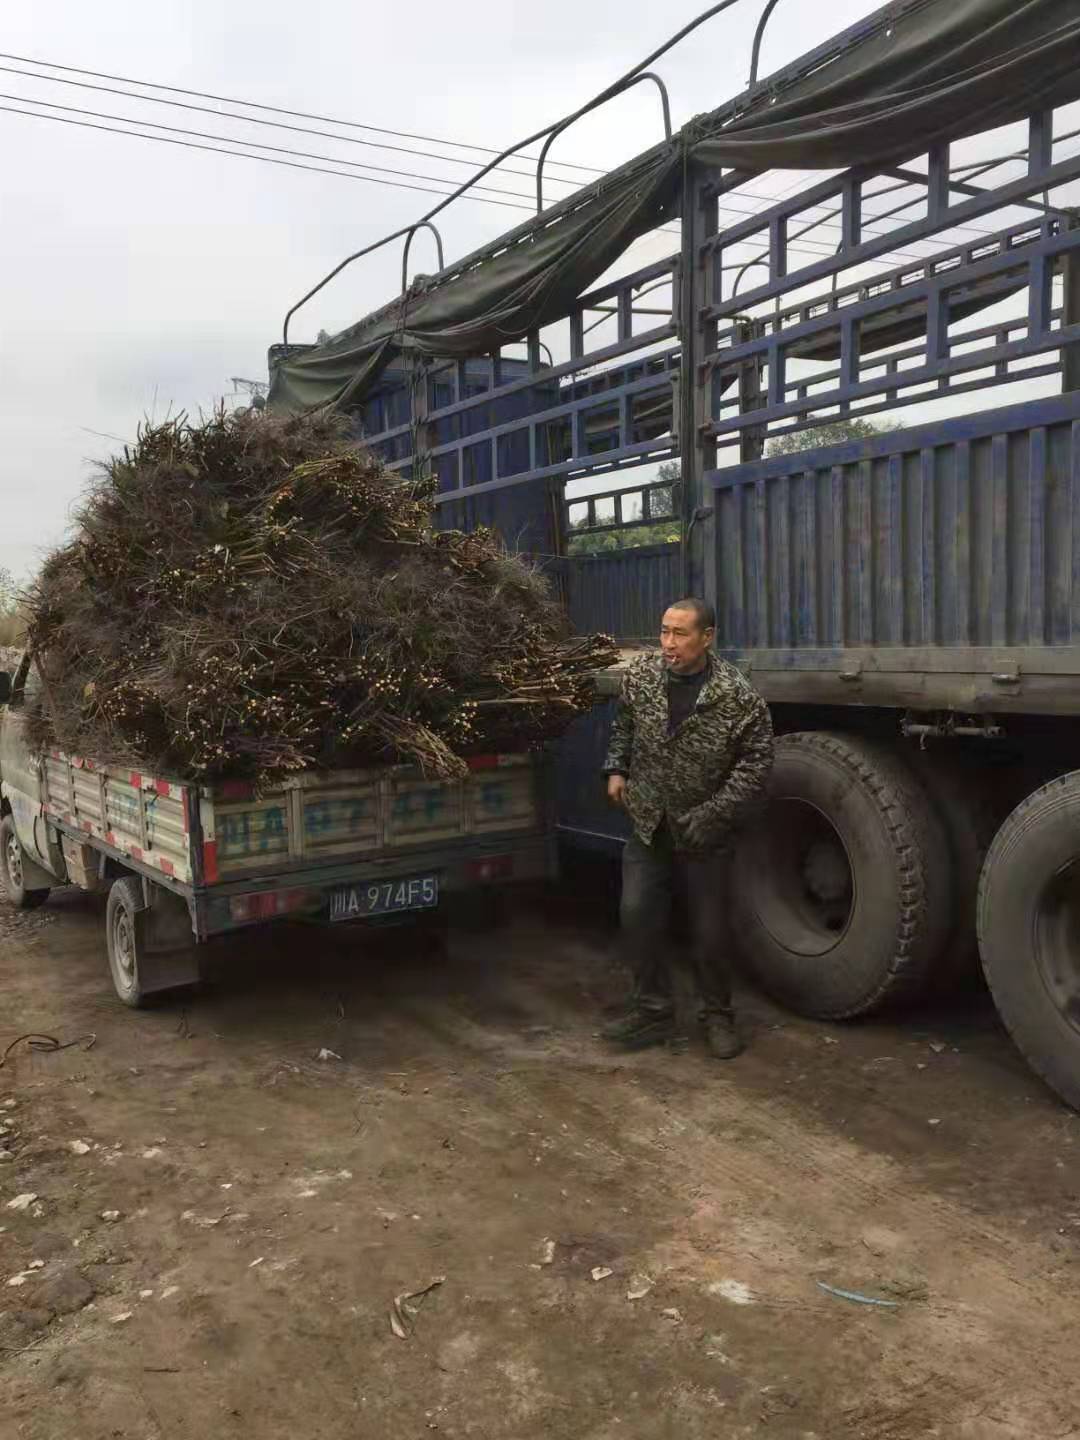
[{"xmin": 25, "ymin": 408, "xmax": 616, "ymax": 786}]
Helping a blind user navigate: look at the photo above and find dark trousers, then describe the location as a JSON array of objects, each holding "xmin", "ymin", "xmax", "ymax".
[{"xmin": 620, "ymin": 824, "xmax": 734, "ymax": 1022}]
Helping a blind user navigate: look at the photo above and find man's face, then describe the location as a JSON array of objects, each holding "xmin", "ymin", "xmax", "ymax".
[{"xmin": 660, "ymin": 607, "xmax": 714, "ymax": 674}]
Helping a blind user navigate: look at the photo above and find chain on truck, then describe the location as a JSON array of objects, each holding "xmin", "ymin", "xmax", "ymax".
[{"xmin": 254, "ymin": 0, "xmax": 1080, "ymax": 1109}]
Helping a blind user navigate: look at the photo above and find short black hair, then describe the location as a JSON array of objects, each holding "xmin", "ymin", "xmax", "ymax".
[{"xmin": 666, "ymin": 597, "xmax": 716, "ymax": 631}]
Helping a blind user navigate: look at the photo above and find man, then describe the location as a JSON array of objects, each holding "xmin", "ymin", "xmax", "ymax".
[{"xmin": 602, "ymin": 598, "xmax": 773, "ymax": 1058}]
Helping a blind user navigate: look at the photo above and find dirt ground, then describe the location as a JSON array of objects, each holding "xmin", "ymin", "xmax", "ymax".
[{"xmin": 2, "ymin": 872, "xmax": 1079, "ymax": 1440}]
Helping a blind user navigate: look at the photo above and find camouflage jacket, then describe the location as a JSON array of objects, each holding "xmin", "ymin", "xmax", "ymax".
[{"xmin": 602, "ymin": 652, "xmax": 773, "ymax": 851}]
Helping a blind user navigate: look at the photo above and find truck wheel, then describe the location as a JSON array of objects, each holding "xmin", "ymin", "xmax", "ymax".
[
  {"xmin": 905, "ymin": 752, "xmax": 1004, "ymax": 992},
  {"xmin": 0, "ymin": 815, "xmax": 50, "ymax": 910},
  {"xmin": 977, "ymin": 772, "xmax": 1080, "ymax": 1111},
  {"xmin": 731, "ymin": 732, "xmax": 953, "ymax": 1018},
  {"xmin": 106, "ymin": 877, "xmax": 151, "ymax": 1007}
]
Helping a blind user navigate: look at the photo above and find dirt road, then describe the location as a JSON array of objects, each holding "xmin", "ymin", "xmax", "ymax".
[{"xmin": 2, "ymin": 877, "xmax": 1079, "ymax": 1440}]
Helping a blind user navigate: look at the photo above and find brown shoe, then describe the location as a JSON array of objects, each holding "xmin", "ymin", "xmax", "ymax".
[{"xmin": 704, "ymin": 1017, "xmax": 744, "ymax": 1060}]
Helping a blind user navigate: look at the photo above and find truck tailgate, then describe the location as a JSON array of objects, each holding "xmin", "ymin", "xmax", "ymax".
[{"xmin": 203, "ymin": 757, "xmax": 540, "ymax": 882}]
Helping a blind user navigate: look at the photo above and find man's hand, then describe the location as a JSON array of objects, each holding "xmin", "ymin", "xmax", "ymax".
[
  {"xmin": 607, "ymin": 774, "xmax": 627, "ymax": 808},
  {"xmin": 679, "ymin": 806, "xmax": 715, "ymax": 849}
]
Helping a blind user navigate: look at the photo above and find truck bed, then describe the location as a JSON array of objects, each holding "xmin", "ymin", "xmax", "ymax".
[{"xmin": 39, "ymin": 749, "xmax": 542, "ymax": 894}]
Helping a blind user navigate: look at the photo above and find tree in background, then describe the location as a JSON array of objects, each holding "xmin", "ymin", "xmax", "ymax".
[
  {"xmin": 567, "ymin": 460, "xmax": 681, "ymax": 555},
  {"xmin": 766, "ymin": 417, "xmax": 899, "ymax": 457},
  {"xmin": 0, "ymin": 567, "xmax": 24, "ymax": 648}
]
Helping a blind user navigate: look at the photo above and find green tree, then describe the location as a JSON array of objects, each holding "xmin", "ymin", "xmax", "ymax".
[
  {"xmin": 766, "ymin": 417, "xmax": 899, "ymax": 457},
  {"xmin": 566, "ymin": 461, "xmax": 681, "ymax": 555}
]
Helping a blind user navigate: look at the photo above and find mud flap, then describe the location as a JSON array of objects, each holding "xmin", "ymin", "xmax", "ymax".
[
  {"xmin": 16, "ymin": 846, "xmax": 56, "ymax": 892},
  {"xmin": 138, "ymin": 880, "xmax": 202, "ymax": 993}
]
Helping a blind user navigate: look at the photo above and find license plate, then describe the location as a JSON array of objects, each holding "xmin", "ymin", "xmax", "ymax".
[{"xmin": 329, "ymin": 875, "xmax": 438, "ymax": 923}]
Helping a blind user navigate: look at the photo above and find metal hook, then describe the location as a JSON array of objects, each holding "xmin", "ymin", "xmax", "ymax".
[
  {"xmin": 536, "ymin": 71, "xmax": 673, "ymax": 213},
  {"xmin": 401, "ymin": 221, "xmax": 446, "ymax": 295}
]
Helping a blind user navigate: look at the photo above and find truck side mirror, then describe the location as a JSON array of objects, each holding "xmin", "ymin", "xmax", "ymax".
[{"xmin": 0, "ymin": 672, "xmax": 10, "ymax": 705}]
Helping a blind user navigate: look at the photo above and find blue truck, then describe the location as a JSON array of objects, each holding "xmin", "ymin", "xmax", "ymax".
[{"xmin": 263, "ymin": 0, "xmax": 1080, "ymax": 1108}]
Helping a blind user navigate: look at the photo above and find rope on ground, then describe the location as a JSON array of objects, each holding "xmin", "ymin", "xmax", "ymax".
[{"xmin": 0, "ymin": 1032, "xmax": 97, "ymax": 1069}]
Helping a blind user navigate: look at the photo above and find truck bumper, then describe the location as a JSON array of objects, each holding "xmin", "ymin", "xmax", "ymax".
[{"xmin": 197, "ymin": 833, "xmax": 556, "ymax": 937}]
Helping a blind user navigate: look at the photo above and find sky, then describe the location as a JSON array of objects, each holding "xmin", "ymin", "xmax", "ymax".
[{"xmin": 0, "ymin": 0, "xmax": 897, "ymax": 581}]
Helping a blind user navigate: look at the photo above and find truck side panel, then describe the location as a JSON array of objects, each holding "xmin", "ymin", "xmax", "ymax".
[
  {"xmin": 706, "ymin": 394, "xmax": 1080, "ymax": 710},
  {"xmin": 40, "ymin": 756, "xmax": 196, "ymax": 885}
]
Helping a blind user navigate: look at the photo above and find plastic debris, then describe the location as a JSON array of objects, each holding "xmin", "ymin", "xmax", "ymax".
[
  {"xmin": 6, "ymin": 1193, "xmax": 37, "ymax": 1211},
  {"xmin": 249, "ymin": 1257, "xmax": 265, "ymax": 1268},
  {"xmin": 68, "ymin": 1139, "xmax": 91, "ymax": 1155},
  {"xmin": 929, "ymin": 1041, "xmax": 947, "ymax": 1054},
  {"xmin": 139, "ymin": 1289, "xmax": 154, "ymax": 1299},
  {"xmin": 661, "ymin": 1307, "xmax": 682, "ymax": 1322},
  {"xmin": 160, "ymin": 1286, "xmax": 180, "ymax": 1300},
  {"xmin": 390, "ymin": 1276, "xmax": 445, "ymax": 1339},
  {"xmin": 317, "ymin": 1048, "xmax": 343, "ymax": 1062},
  {"xmin": 928, "ymin": 1118, "xmax": 941, "ymax": 1127},
  {"xmin": 7, "ymin": 1271, "xmax": 37, "ymax": 1287},
  {"xmin": 816, "ymin": 1281, "xmax": 899, "ymax": 1308},
  {"xmin": 539, "ymin": 1239, "xmax": 556, "ymax": 1266},
  {"xmin": 181, "ymin": 1208, "xmax": 231, "ymax": 1228},
  {"xmin": 100, "ymin": 1210, "xmax": 121, "ymax": 1223},
  {"xmin": 708, "ymin": 1279, "xmax": 754, "ymax": 1306},
  {"xmin": 111, "ymin": 1311, "xmax": 133, "ymax": 1324},
  {"xmin": 590, "ymin": 1266, "xmax": 614, "ymax": 1282},
  {"xmin": 142, "ymin": 1147, "xmax": 165, "ymax": 1159},
  {"xmin": 626, "ymin": 1274, "xmax": 653, "ymax": 1301}
]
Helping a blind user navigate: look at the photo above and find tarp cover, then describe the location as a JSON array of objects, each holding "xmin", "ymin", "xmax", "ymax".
[{"xmin": 268, "ymin": 0, "xmax": 1080, "ymax": 414}]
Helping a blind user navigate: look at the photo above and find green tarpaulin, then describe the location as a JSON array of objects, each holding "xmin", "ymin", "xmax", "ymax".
[{"xmin": 268, "ymin": 0, "xmax": 1080, "ymax": 415}]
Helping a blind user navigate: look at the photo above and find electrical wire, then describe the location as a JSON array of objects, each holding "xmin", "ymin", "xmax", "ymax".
[
  {"xmin": 0, "ymin": 92, "xmax": 545, "ymax": 202},
  {"xmin": 0, "ymin": 51, "xmax": 600, "ymax": 175},
  {"xmin": 0, "ymin": 62, "xmax": 588, "ymax": 188},
  {"xmin": 0, "ymin": 103, "xmax": 527, "ymax": 209}
]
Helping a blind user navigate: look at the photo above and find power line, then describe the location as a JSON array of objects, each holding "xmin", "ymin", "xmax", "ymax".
[
  {"xmin": 0, "ymin": 100, "xmax": 931, "ymax": 274},
  {"xmin": 1, "ymin": 52, "xmax": 996, "ymax": 261},
  {"xmin": 0, "ymin": 92, "xmax": 545, "ymax": 202},
  {"xmin": 0, "ymin": 103, "xmax": 527, "ymax": 209},
  {"xmin": 0, "ymin": 51, "xmax": 601, "ymax": 177}
]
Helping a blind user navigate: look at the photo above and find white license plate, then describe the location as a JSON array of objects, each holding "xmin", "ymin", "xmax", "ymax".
[{"xmin": 329, "ymin": 875, "xmax": 438, "ymax": 922}]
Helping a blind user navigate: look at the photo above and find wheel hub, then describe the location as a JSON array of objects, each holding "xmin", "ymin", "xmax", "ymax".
[
  {"xmin": 744, "ymin": 796, "xmax": 855, "ymax": 956},
  {"xmin": 113, "ymin": 911, "xmax": 136, "ymax": 987},
  {"xmin": 5, "ymin": 832, "xmax": 23, "ymax": 891},
  {"xmin": 803, "ymin": 838, "xmax": 850, "ymax": 905}
]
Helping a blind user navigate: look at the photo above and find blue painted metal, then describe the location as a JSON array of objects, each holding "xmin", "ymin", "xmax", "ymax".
[
  {"xmin": 561, "ymin": 543, "xmax": 681, "ymax": 641},
  {"xmin": 554, "ymin": 702, "xmax": 629, "ymax": 855},
  {"xmin": 708, "ymin": 392, "xmax": 1080, "ymax": 660}
]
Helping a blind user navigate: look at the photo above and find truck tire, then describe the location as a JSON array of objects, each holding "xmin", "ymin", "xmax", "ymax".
[
  {"xmin": 731, "ymin": 732, "xmax": 953, "ymax": 1018},
  {"xmin": 905, "ymin": 752, "xmax": 1004, "ymax": 992},
  {"xmin": 106, "ymin": 877, "xmax": 152, "ymax": 1007},
  {"xmin": 977, "ymin": 772, "xmax": 1080, "ymax": 1111},
  {"xmin": 0, "ymin": 815, "xmax": 50, "ymax": 910}
]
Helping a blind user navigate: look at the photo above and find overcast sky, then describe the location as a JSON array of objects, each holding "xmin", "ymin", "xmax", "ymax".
[{"xmin": 0, "ymin": 0, "xmax": 897, "ymax": 580}]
